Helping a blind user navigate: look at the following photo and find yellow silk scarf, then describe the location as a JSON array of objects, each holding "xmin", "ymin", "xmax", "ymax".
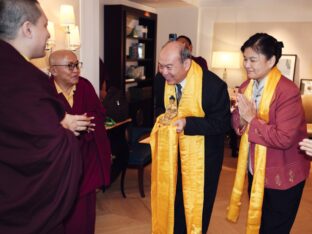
[
  {"xmin": 227, "ymin": 67, "xmax": 281, "ymax": 233},
  {"xmin": 150, "ymin": 61, "xmax": 205, "ymax": 234}
]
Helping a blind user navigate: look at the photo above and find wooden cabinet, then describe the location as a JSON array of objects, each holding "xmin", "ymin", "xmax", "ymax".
[{"xmin": 104, "ymin": 5, "xmax": 157, "ymax": 127}]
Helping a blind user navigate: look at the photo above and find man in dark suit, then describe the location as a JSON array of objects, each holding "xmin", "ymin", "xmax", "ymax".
[
  {"xmin": 0, "ymin": 1, "xmax": 92, "ymax": 233},
  {"xmin": 151, "ymin": 41, "xmax": 230, "ymax": 233}
]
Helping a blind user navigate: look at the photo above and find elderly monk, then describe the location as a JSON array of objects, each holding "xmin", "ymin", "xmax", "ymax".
[
  {"xmin": 49, "ymin": 50, "xmax": 111, "ymax": 234},
  {"xmin": 0, "ymin": 1, "xmax": 93, "ymax": 233}
]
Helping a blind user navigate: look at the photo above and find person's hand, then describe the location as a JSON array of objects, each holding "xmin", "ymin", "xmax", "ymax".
[
  {"xmin": 237, "ymin": 93, "xmax": 256, "ymax": 123},
  {"xmin": 61, "ymin": 113, "xmax": 95, "ymax": 136},
  {"xmin": 299, "ymin": 138, "xmax": 312, "ymax": 156},
  {"xmin": 235, "ymin": 120, "xmax": 248, "ymax": 136},
  {"xmin": 173, "ymin": 118, "xmax": 186, "ymax": 133}
]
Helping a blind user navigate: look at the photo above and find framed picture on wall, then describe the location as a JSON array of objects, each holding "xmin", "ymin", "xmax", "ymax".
[
  {"xmin": 300, "ymin": 79, "xmax": 312, "ymax": 95},
  {"xmin": 277, "ymin": 54, "xmax": 297, "ymax": 81}
]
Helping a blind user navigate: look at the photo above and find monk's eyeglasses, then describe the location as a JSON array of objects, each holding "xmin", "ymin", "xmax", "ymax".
[{"xmin": 52, "ymin": 61, "xmax": 83, "ymax": 71}]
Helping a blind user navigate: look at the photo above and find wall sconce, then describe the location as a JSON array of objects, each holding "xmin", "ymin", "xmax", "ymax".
[
  {"xmin": 60, "ymin": 4, "xmax": 80, "ymax": 50},
  {"xmin": 69, "ymin": 25, "xmax": 80, "ymax": 51},
  {"xmin": 46, "ymin": 21, "xmax": 55, "ymax": 51},
  {"xmin": 212, "ymin": 51, "xmax": 240, "ymax": 81}
]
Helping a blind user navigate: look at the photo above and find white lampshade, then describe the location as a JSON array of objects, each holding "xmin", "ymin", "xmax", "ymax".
[
  {"xmin": 60, "ymin": 4, "xmax": 75, "ymax": 26},
  {"xmin": 212, "ymin": 51, "xmax": 240, "ymax": 69},
  {"xmin": 69, "ymin": 25, "xmax": 81, "ymax": 50},
  {"xmin": 47, "ymin": 21, "xmax": 55, "ymax": 42}
]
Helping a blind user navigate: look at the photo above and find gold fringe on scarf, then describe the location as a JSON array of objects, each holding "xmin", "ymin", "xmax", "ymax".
[
  {"xmin": 226, "ymin": 67, "xmax": 281, "ymax": 234},
  {"xmin": 150, "ymin": 61, "xmax": 205, "ymax": 234}
]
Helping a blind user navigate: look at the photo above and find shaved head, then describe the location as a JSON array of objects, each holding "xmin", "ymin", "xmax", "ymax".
[
  {"xmin": 49, "ymin": 50, "xmax": 80, "ymax": 90},
  {"xmin": 49, "ymin": 50, "xmax": 76, "ymax": 66}
]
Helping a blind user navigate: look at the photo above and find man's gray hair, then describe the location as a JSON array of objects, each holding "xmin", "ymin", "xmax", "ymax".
[{"xmin": 0, "ymin": 0, "xmax": 41, "ymax": 40}]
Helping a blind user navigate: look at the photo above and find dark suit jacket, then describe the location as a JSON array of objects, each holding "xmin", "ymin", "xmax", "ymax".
[
  {"xmin": 0, "ymin": 39, "xmax": 82, "ymax": 234},
  {"xmin": 154, "ymin": 69, "xmax": 231, "ymax": 178}
]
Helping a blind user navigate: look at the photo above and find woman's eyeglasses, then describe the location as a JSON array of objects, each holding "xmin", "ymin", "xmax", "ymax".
[{"xmin": 52, "ymin": 61, "xmax": 83, "ymax": 71}]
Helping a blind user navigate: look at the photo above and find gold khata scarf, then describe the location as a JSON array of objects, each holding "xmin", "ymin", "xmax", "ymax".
[
  {"xmin": 150, "ymin": 61, "xmax": 205, "ymax": 234},
  {"xmin": 227, "ymin": 67, "xmax": 281, "ymax": 233}
]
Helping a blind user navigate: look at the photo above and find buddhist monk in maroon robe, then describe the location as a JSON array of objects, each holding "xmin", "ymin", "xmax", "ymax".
[
  {"xmin": 0, "ymin": 1, "xmax": 93, "ymax": 234},
  {"xmin": 49, "ymin": 50, "xmax": 111, "ymax": 234}
]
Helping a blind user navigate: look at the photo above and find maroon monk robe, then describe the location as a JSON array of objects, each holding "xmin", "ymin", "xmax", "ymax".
[
  {"xmin": 50, "ymin": 76, "xmax": 111, "ymax": 234},
  {"xmin": 0, "ymin": 40, "xmax": 82, "ymax": 234}
]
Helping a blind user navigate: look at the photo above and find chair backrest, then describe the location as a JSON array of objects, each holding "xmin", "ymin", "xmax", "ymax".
[
  {"xmin": 302, "ymin": 95, "xmax": 312, "ymax": 123},
  {"xmin": 127, "ymin": 126, "xmax": 151, "ymax": 145}
]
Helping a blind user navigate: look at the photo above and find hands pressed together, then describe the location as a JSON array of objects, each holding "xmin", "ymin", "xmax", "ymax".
[
  {"xmin": 61, "ymin": 113, "xmax": 95, "ymax": 136},
  {"xmin": 237, "ymin": 93, "xmax": 256, "ymax": 123}
]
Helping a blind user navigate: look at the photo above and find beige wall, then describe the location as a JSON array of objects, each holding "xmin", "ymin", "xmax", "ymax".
[
  {"xmin": 199, "ymin": 4, "xmax": 312, "ymax": 88},
  {"xmin": 156, "ymin": 6, "xmax": 199, "ymax": 65},
  {"xmin": 212, "ymin": 22, "xmax": 312, "ymax": 88}
]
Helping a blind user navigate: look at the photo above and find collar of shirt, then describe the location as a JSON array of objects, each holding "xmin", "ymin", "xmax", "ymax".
[
  {"xmin": 54, "ymin": 80, "xmax": 76, "ymax": 107},
  {"xmin": 253, "ymin": 76, "xmax": 267, "ymax": 108}
]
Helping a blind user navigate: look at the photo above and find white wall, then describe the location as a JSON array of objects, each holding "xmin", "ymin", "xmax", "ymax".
[
  {"xmin": 79, "ymin": 0, "xmax": 99, "ymax": 93},
  {"xmin": 156, "ymin": 6, "xmax": 199, "ymax": 64}
]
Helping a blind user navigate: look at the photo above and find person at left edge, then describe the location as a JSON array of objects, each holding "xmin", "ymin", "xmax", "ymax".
[
  {"xmin": 0, "ymin": 0, "xmax": 92, "ymax": 233},
  {"xmin": 49, "ymin": 50, "xmax": 111, "ymax": 234}
]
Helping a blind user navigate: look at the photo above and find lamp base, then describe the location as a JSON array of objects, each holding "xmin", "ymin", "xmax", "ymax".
[{"xmin": 222, "ymin": 68, "xmax": 227, "ymax": 82}]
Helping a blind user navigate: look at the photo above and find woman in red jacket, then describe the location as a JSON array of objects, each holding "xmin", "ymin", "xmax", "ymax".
[{"xmin": 227, "ymin": 33, "xmax": 310, "ymax": 234}]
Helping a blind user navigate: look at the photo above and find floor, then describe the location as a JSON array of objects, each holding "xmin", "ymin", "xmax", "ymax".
[{"xmin": 95, "ymin": 146, "xmax": 312, "ymax": 234}]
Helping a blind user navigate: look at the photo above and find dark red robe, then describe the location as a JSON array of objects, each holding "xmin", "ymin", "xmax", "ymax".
[
  {"xmin": 50, "ymin": 76, "xmax": 111, "ymax": 234},
  {"xmin": 0, "ymin": 40, "xmax": 82, "ymax": 234}
]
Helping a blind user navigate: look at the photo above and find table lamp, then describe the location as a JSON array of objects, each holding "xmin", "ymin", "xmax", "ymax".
[{"xmin": 212, "ymin": 51, "xmax": 240, "ymax": 81}]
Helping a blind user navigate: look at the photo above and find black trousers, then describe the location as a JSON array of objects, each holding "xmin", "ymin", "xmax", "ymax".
[
  {"xmin": 174, "ymin": 148, "xmax": 223, "ymax": 234},
  {"xmin": 248, "ymin": 172, "xmax": 305, "ymax": 234}
]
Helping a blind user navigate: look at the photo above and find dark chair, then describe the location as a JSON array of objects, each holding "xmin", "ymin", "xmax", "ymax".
[{"xmin": 120, "ymin": 127, "xmax": 151, "ymax": 198}]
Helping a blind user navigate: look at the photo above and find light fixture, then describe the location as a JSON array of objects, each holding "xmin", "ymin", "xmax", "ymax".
[
  {"xmin": 60, "ymin": 4, "xmax": 75, "ymax": 26},
  {"xmin": 59, "ymin": 4, "xmax": 80, "ymax": 50},
  {"xmin": 212, "ymin": 51, "xmax": 240, "ymax": 81},
  {"xmin": 46, "ymin": 21, "xmax": 55, "ymax": 51},
  {"xmin": 69, "ymin": 25, "xmax": 80, "ymax": 51}
]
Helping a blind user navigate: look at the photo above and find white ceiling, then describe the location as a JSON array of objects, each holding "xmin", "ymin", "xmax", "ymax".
[
  {"xmin": 128, "ymin": 0, "xmax": 193, "ymax": 8},
  {"xmin": 129, "ymin": 0, "xmax": 312, "ymax": 8}
]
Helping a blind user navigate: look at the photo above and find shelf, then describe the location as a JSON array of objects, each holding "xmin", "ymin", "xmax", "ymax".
[{"xmin": 104, "ymin": 4, "xmax": 157, "ymax": 127}]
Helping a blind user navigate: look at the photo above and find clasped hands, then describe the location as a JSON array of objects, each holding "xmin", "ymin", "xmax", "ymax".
[
  {"xmin": 235, "ymin": 93, "xmax": 257, "ymax": 134},
  {"xmin": 61, "ymin": 113, "xmax": 95, "ymax": 136}
]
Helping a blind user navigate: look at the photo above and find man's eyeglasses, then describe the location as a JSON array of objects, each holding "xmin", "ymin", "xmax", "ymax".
[{"xmin": 52, "ymin": 61, "xmax": 83, "ymax": 71}]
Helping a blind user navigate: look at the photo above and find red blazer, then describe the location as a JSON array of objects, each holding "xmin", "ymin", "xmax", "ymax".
[{"xmin": 232, "ymin": 76, "xmax": 310, "ymax": 189}]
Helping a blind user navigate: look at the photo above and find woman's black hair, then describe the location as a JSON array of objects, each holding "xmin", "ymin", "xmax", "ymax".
[{"xmin": 241, "ymin": 33, "xmax": 284, "ymax": 66}]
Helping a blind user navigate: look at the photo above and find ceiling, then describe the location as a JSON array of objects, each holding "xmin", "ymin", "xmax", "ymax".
[
  {"xmin": 128, "ymin": 0, "xmax": 193, "ymax": 8},
  {"xmin": 128, "ymin": 0, "xmax": 312, "ymax": 8}
]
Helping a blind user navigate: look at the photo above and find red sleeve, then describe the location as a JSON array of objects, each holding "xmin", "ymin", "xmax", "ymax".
[{"xmin": 248, "ymin": 84, "xmax": 305, "ymax": 149}]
